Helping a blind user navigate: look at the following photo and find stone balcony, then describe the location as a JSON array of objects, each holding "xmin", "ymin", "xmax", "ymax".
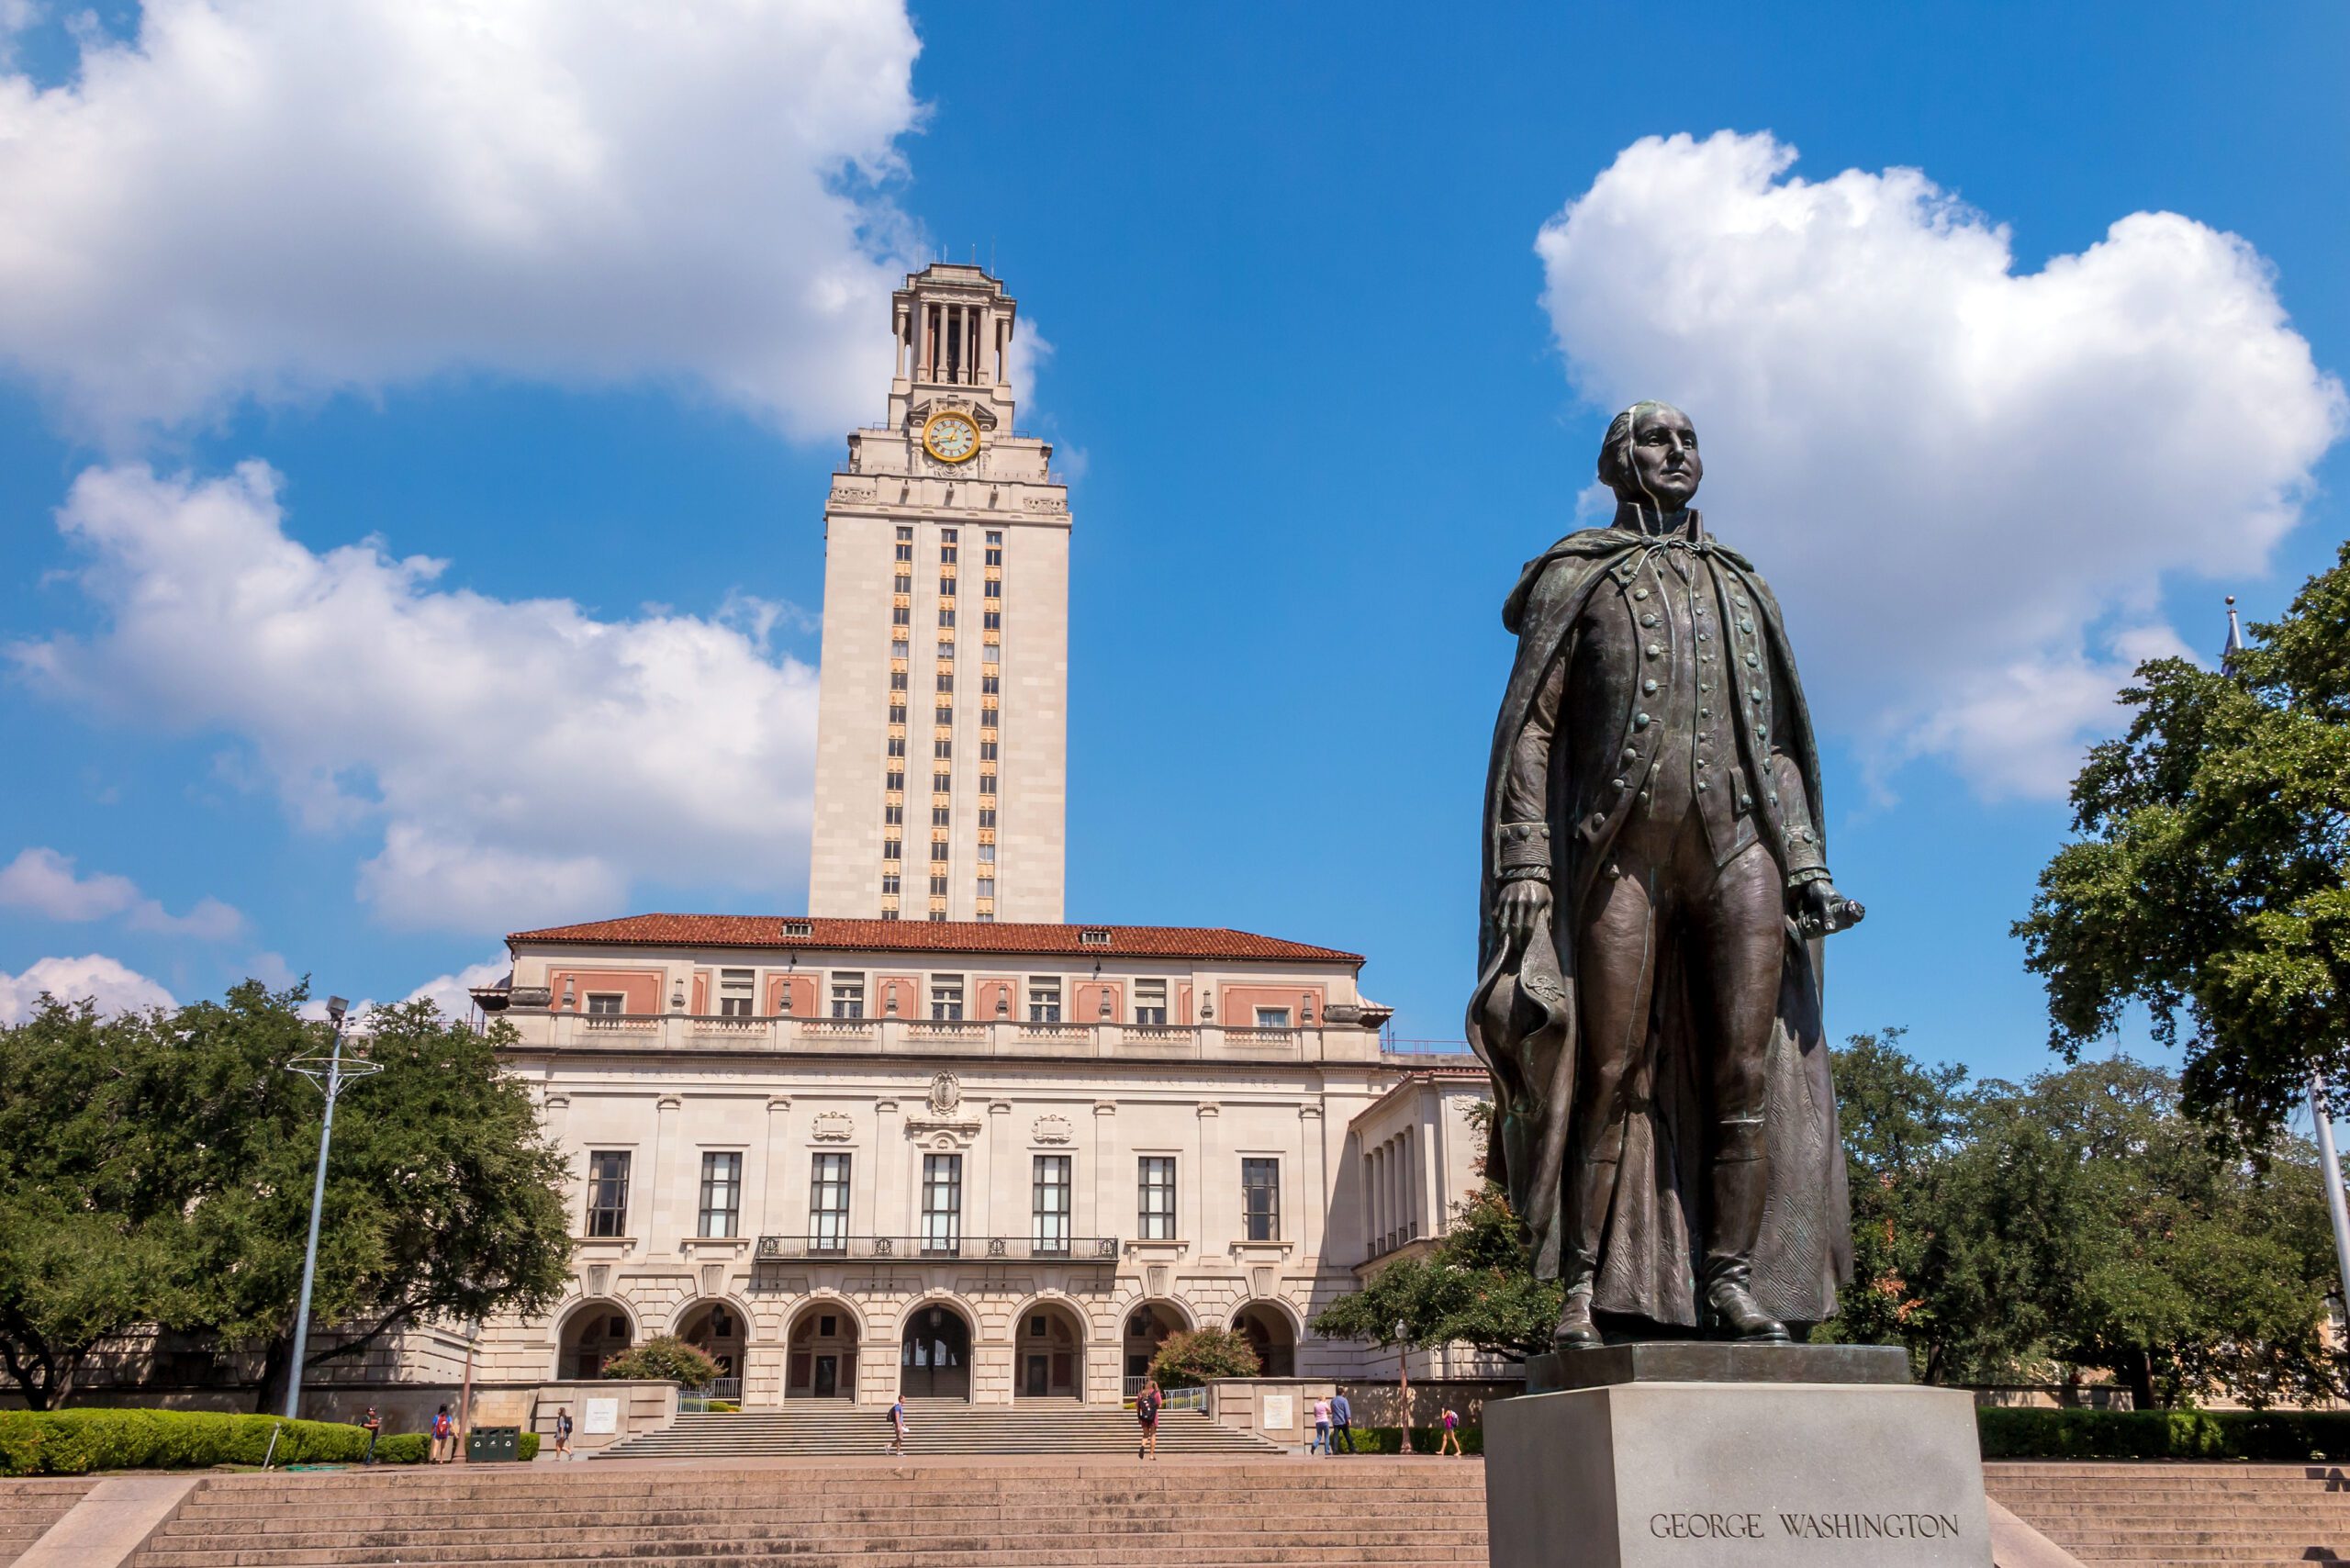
[{"xmin": 497, "ymin": 1011, "xmax": 1386, "ymax": 1064}]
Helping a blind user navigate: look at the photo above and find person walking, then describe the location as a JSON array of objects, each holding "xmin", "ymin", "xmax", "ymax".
[
  {"xmin": 1438, "ymin": 1406, "xmax": 1463, "ymax": 1456},
  {"xmin": 1136, "ymin": 1377, "xmax": 1163, "ymax": 1461},
  {"xmin": 360, "ymin": 1406, "xmax": 381, "ymax": 1465},
  {"xmin": 429, "ymin": 1405, "xmax": 454, "ymax": 1463},
  {"xmin": 888, "ymin": 1395, "xmax": 909, "ymax": 1456},
  {"xmin": 553, "ymin": 1407, "xmax": 573, "ymax": 1462},
  {"xmin": 1309, "ymin": 1395, "xmax": 1331, "ymax": 1455},
  {"xmin": 1329, "ymin": 1391, "xmax": 1354, "ymax": 1454}
]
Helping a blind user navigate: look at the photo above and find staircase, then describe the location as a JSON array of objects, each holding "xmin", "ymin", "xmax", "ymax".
[
  {"xmin": 0, "ymin": 1480, "xmax": 92, "ymax": 1567},
  {"xmin": 126, "ymin": 1458, "xmax": 1488, "ymax": 1568},
  {"xmin": 1988, "ymin": 1462, "xmax": 2350, "ymax": 1566},
  {"xmin": 597, "ymin": 1396, "xmax": 1280, "ymax": 1459}
]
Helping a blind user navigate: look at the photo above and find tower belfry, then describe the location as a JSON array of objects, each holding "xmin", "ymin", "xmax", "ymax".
[{"xmin": 808, "ymin": 265, "xmax": 1070, "ymax": 923}]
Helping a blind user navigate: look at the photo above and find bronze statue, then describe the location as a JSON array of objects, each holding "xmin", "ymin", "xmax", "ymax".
[{"xmin": 1468, "ymin": 403, "xmax": 1862, "ymax": 1349}]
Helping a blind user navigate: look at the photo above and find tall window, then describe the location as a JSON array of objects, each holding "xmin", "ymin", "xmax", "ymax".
[
  {"xmin": 698, "ymin": 1152, "xmax": 742, "ymax": 1237},
  {"xmin": 931, "ymin": 975, "xmax": 965, "ymax": 1021},
  {"xmin": 921, "ymin": 1154, "xmax": 962, "ymax": 1254},
  {"xmin": 1027, "ymin": 977, "xmax": 1061, "ymax": 1023},
  {"xmin": 1033, "ymin": 1155, "xmax": 1071, "ymax": 1253},
  {"xmin": 1133, "ymin": 980, "xmax": 1168, "ymax": 1026},
  {"xmin": 1138, "ymin": 1156, "xmax": 1177, "ymax": 1240},
  {"xmin": 830, "ymin": 973, "xmax": 866, "ymax": 1019},
  {"xmin": 1242, "ymin": 1159, "xmax": 1281, "ymax": 1242},
  {"xmin": 718, "ymin": 969, "xmax": 755, "ymax": 1017},
  {"xmin": 808, "ymin": 1153, "xmax": 850, "ymax": 1251},
  {"xmin": 586, "ymin": 1150, "xmax": 631, "ymax": 1238}
]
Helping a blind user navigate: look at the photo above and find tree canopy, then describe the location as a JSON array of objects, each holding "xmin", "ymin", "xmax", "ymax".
[
  {"xmin": 1147, "ymin": 1327, "xmax": 1260, "ymax": 1388},
  {"xmin": 0, "ymin": 982, "xmax": 575, "ymax": 1410},
  {"xmin": 2015, "ymin": 543, "xmax": 2350, "ymax": 1144},
  {"xmin": 1312, "ymin": 1184, "xmax": 1560, "ymax": 1363}
]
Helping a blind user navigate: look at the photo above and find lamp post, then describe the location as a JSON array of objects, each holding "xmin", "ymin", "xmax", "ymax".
[
  {"xmin": 2310, "ymin": 1080, "xmax": 2350, "ymax": 1343},
  {"xmin": 1394, "ymin": 1317, "xmax": 1412, "ymax": 1454},
  {"xmin": 283, "ymin": 998, "xmax": 382, "ymax": 1421}
]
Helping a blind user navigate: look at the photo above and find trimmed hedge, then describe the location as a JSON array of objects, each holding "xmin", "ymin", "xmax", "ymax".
[
  {"xmin": 1326, "ymin": 1425, "xmax": 1483, "ymax": 1455},
  {"xmin": 0, "ymin": 1409, "xmax": 367, "ymax": 1475},
  {"xmin": 375, "ymin": 1432, "xmax": 429, "ymax": 1464},
  {"xmin": 1977, "ymin": 1406, "xmax": 2350, "ymax": 1462}
]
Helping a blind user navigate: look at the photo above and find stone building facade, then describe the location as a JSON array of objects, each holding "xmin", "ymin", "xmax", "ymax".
[{"xmin": 466, "ymin": 916, "xmax": 1486, "ymax": 1406}]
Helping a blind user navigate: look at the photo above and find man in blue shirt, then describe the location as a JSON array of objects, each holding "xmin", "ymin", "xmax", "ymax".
[{"xmin": 1329, "ymin": 1391, "xmax": 1354, "ymax": 1453}]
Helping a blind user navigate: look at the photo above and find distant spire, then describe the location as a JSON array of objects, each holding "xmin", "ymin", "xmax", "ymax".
[{"xmin": 2221, "ymin": 595, "xmax": 2245, "ymax": 672}]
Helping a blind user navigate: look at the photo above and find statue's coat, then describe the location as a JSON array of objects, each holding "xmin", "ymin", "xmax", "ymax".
[{"xmin": 1464, "ymin": 521, "xmax": 1852, "ymax": 1327}]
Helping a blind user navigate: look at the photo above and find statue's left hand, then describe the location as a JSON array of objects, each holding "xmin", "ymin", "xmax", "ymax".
[{"xmin": 1795, "ymin": 879, "xmax": 1865, "ymax": 937}]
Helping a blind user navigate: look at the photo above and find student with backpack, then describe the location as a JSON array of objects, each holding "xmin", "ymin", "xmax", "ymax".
[
  {"xmin": 1438, "ymin": 1406, "xmax": 1463, "ymax": 1456},
  {"xmin": 429, "ymin": 1405, "xmax": 455, "ymax": 1463}
]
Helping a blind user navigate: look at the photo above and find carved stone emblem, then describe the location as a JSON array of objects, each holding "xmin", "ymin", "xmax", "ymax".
[
  {"xmin": 928, "ymin": 1072, "xmax": 961, "ymax": 1116},
  {"xmin": 1032, "ymin": 1114, "xmax": 1073, "ymax": 1145},
  {"xmin": 811, "ymin": 1111, "xmax": 854, "ymax": 1142}
]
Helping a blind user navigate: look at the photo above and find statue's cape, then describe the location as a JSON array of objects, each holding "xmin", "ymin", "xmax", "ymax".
[{"xmin": 1463, "ymin": 523, "xmax": 1852, "ymax": 1327}]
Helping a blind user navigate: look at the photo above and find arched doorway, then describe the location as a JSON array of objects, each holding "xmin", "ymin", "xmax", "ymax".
[
  {"xmin": 1232, "ymin": 1301, "xmax": 1297, "ymax": 1377},
  {"xmin": 1121, "ymin": 1299, "xmax": 1188, "ymax": 1397},
  {"xmin": 1013, "ymin": 1301, "xmax": 1086, "ymax": 1399},
  {"xmin": 785, "ymin": 1301, "xmax": 859, "ymax": 1399},
  {"xmin": 556, "ymin": 1299, "xmax": 632, "ymax": 1381},
  {"xmin": 900, "ymin": 1302, "xmax": 972, "ymax": 1399},
  {"xmin": 676, "ymin": 1299, "xmax": 747, "ymax": 1392}
]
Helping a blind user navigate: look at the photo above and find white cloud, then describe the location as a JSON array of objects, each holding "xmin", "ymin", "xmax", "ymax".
[
  {"xmin": 0, "ymin": 0, "xmax": 923, "ymax": 440},
  {"xmin": 0, "ymin": 846, "xmax": 243, "ymax": 937},
  {"xmin": 404, "ymin": 952, "xmax": 511, "ymax": 1022},
  {"xmin": 12, "ymin": 460, "xmax": 822, "ymax": 933},
  {"xmin": 0, "ymin": 953, "xmax": 176, "ymax": 1023},
  {"xmin": 1536, "ymin": 131, "xmax": 2344, "ymax": 799}
]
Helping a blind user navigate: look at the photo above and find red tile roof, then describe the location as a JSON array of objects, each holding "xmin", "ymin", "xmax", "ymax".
[{"xmin": 506, "ymin": 913, "xmax": 1363, "ymax": 965}]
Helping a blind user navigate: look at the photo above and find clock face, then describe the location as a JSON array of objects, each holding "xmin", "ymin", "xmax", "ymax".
[{"xmin": 923, "ymin": 411, "xmax": 979, "ymax": 464}]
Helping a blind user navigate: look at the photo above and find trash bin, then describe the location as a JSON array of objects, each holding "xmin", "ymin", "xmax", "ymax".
[{"xmin": 465, "ymin": 1425, "xmax": 521, "ymax": 1462}]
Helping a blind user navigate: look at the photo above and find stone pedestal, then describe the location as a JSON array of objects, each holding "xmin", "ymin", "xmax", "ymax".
[{"xmin": 1485, "ymin": 1364, "xmax": 1991, "ymax": 1567}]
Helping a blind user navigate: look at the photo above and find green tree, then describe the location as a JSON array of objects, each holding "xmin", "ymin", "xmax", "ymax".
[
  {"xmin": 600, "ymin": 1335, "xmax": 718, "ymax": 1387},
  {"xmin": 0, "ymin": 982, "xmax": 576, "ymax": 1412},
  {"xmin": 1147, "ymin": 1327, "xmax": 1261, "ymax": 1388},
  {"xmin": 2016, "ymin": 543, "xmax": 2350, "ymax": 1145},
  {"xmin": 1313, "ymin": 1185, "xmax": 1561, "ymax": 1363}
]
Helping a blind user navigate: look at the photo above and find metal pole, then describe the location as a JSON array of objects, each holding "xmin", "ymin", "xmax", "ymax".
[
  {"xmin": 1395, "ymin": 1318, "xmax": 1412, "ymax": 1454},
  {"xmin": 283, "ymin": 1014, "xmax": 344, "ymax": 1421},
  {"xmin": 2308, "ymin": 1077, "xmax": 2350, "ymax": 1337}
]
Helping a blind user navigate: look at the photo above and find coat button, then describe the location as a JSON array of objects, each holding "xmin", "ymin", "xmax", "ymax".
[
  {"xmin": 1739, "ymin": 794, "xmax": 1752, "ymax": 808},
  {"xmin": 1612, "ymin": 778, "xmax": 1628, "ymax": 791},
  {"xmin": 1633, "ymin": 588, "xmax": 1649, "ymax": 600},
  {"xmin": 1646, "ymin": 644, "xmax": 1662, "ymax": 659},
  {"xmin": 1745, "ymin": 655, "xmax": 1760, "ymax": 668},
  {"xmin": 1740, "ymin": 619, "xmax": 1754, "ymax": 633},
  {"xmin": 1633, "ymin": 712, "xmax": 1651, "ymax": 729},
  {"xmin": 1641, "ymin": 614, "xmax": 1658, "ymax": 627},
  {"xmin": 1696, "ymin": 781, "xmax": 1709, "ymax": 792},
  {"xmin": 1698, "ymin": 709, "xmax": 1710, "ymax": 719},
  {"xmin": 1621, "ymin": 748, "xmax": 1637, "ymax": 763},
  {"xmin": 1642, "ymin": 679, "xmax": 1657, "ymax": 694}
]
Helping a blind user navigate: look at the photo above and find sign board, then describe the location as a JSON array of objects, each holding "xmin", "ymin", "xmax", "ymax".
[
  {"xmin": 583, "ymin": 1396, "xmax": 620, "ymax": 1435},
  {"xmin": 1259, "ymin": 1393, "xmax": 1293, "ymax": 1431}
]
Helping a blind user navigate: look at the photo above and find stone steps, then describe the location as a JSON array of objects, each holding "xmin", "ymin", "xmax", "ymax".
[
  {"xmin": 1986, "ymin": 1462, "xmax": 2350, "ymax": 1567},
  {"xmin": 124, "ymin": 1461, "xmax": 1486, "ymax": 1568},
  {"xmin": 0, "ymin": 1480, "xmax": 95, "ymax": 1568},
  {"xmin": 596, "ymin": 1401, "xmax": 1277, "ymax": 1460}
]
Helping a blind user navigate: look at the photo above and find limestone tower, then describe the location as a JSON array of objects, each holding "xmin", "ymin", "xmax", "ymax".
[{"xmin": 807, "ymin": 264, "xmax": 1069, "ymax": 923}]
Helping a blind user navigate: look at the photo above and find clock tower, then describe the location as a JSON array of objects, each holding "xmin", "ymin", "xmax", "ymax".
[{"xmin": 807, "ymin": 264, "xmax": 1070, "ymax": 924}]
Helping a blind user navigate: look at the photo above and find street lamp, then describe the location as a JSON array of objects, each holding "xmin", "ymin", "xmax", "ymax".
[
  {"xmin": 282, "ymin": 997, "xmax": 383, "ymax": 1421},
  {"xmin": 1395, "ymin": 1317, "xmax": 1413, "ymax": 1454}
]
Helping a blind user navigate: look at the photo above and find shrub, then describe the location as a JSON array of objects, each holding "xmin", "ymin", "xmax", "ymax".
[
  {"xmin": 0, "ymin": 1409, "xmax": 368, "ymax": 1475},
  {"xmin": 1334, "ymin": 1426, "xmax": 1484, "ymax": 1455},
  {"xmin": 1147, "ymin": 1327, "xmax": 1261, "ymax": 1389},
  {"xmin": 375, "ymin": 1432, "xmax": 429, "ymax": 1464},
  {"xmin": 599, "ymin": 1335, "xmax": 718, "ymax": 1388},
  {"xmin": 518, "ymin": 1431, "xmax": 541, "ymax": 1461},
  {"xmin": 1975, "ymin": 1407, "xmax": 2350, "ymax": 1461}
]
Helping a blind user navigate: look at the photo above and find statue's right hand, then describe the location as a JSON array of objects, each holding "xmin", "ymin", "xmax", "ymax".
[{"xmin": 1497, "ymin": 879, "xmax": 1552, "ymax": 950}]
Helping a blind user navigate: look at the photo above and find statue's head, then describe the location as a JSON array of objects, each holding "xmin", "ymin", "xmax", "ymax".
[{"xmin": 1597, "ymin": 401, "xmax": 1701, "ymax": 513}]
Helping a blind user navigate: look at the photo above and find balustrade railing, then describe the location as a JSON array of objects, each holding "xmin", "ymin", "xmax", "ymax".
[
  {"xmin": 754, "ymin": 1234, "xmax": 1120, "ymax": 1263},
  {"xmin": 510, "ymin": 1012, "xmax": 1381, "ymax": 1064}
]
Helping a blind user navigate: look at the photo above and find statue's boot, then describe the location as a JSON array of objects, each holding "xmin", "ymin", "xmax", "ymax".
[
  {"xmin": 1703, "ymin": 1119, "xmax": 1790, "ymax": 1344},
  {"xmin": 1551, "ymin": 1156, "xmax": 1616, "ymax": 1350}
]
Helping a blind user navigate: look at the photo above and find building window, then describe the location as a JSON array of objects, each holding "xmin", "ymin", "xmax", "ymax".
[
  {"xmin": 585, "ymin": 991, "xmax": 623, "ymax": 1016},
  {"xmin": 885, "ymin": 803, "xmax": 904, "ymax": 826},
  {"xmin": 891, "ymin": 604, "xmax": 911, "ymax": 627},
  {"xmin": 881, "ymin": 872, "xmax": 901, "ymax": 895},
  {"xmin": 979, "ymin": 774, "xmax": 997, "ymax": 795},
  {"xmin": 936, "ymin": 670, "xmax": 954, "ymax": 692},
  {"xmin": 933, "ymin": 770, "xmax": 952, "ymax": 792},
  {"xmin": 830, "ymin": 974, "xmax": 866, "ymax": 1019},
  {"xmin": 698, "ymin": 1151, "xmax": 742, "ymax": 1237},
  {"xmin": 928, "ymin": 806, "xmax": 948, "ymax": 827},
  {"xmin": 1033, "ymin": 1155, "xmax": 1071, "ymax": 1253},
  {"xmin": 976, "ymin": 877, "xmax": 995, "ymax": 897},
  {"xmin": 930, "ymin": 840, "xmax": 949, "ymax": 862},
  {"xmin": 939, "ymin": 575, "xmax": 956, "ymax": 597},
  {"xmin": 982, "ymin": 673, "xmax": 1001, "ymax": 696},
  {"xmin": 893, "ymin": 571, "xmax": 912, "ymax": 594},
  {"xmin": 934, "ymin": 738, "xmax": 952, "ymax": 759},
  {"xmin": 980, "ymin": 739, "xmax": 999, "ymax": 761},
  {"xmin": 938, "ymin": 606, "xmax": 956, "ymax": 628},
  {"xmin": 891, "ymin": 668, "xmax": 908, "ymax": 691},
  {"xmin": 1254, "ymin": 1006, "xmax": 1292, "ymax": 1030},
  {"xmin": 984, "ymin": 610, "xmax": 1002, "ymax": 631},
  {"xmin": 887, "ymin": 769, "xmax": 904, "ymax": 791},
  {"xmin": 928, "ymin": 873, "xmax": 948, "ymax": 896},
  {"xmin": 586, "ymin": 1150, "xmax": 631, "ymax": 1238},
  {"xmin": 889, "ymin": 701, "xmax": 906, "ymax": 723},
  {"xmin": 978, "ymin": 807, "xmax": 997, "ymax": 829},
  {"xmin": 1027, "ymin": 977, "xmax": 1061, "ymax": 1024},
  {"xmin": 882, "ymin": 838, "xmax": 901, "ymax": 861},
  {"xmin": 934, "ymin": 702, "xmax": 954, "ymax": 724},
  {"xmin": 891, "ymin": 638, "xmax": 909, "ymax": 659},
  {"xmin": 984, "ymin": 577, "xmax": 1002, "ymax": 599},
  {"xmin": 1138, "ymin": 1156, "xmax": 1176, "ymax": 1239},
  {"xmin": 1134, "ymin": 980, "xmax": 1168, "ymax": 1026},
  {"xmin": 931, "ymin": 975, "xmax": 964, "ymax": 1021},
  {"xmin": 809, "ymin": 1153, "xmax": 850, "ymax": 1251},
  {"xmin": 719, "ymin": 969, "xmax": 755, "ymax": 1018},
  {"xmin": 921, "ymin": 1154, "xmax": 962, "ymax": 1254},
  {"xmin": 1242, "ymin": 1159, "xmax": 1281, "ymax": 1242},
  {"xmin": 887, "ymin": 735, "xmax": 906, "ymax": 758}
]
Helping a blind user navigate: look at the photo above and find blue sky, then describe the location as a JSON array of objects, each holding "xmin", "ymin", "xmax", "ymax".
[{"xmin": 2, "ymin": 1, "xmax": 2345, "ymax": 1088}]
